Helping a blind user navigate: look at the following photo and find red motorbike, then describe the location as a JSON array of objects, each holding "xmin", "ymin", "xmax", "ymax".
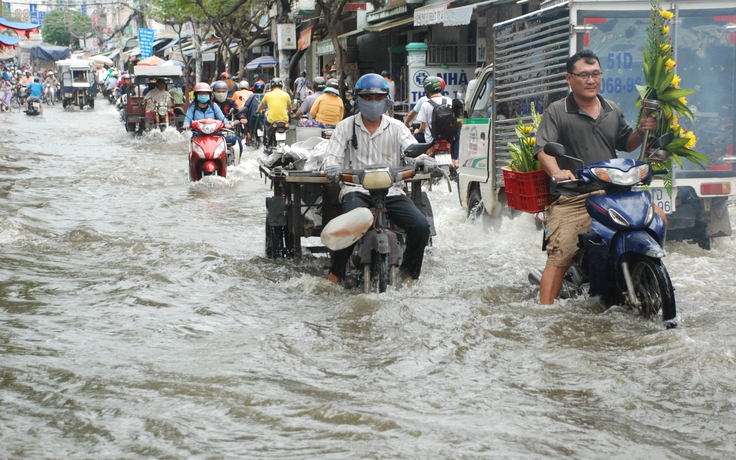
[{"xmin": 188, "ymin": 118, "xmax": 229, "ymax": 181}]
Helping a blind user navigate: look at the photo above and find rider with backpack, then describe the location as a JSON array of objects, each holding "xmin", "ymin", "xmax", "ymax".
[{"xmin": 413, "ymin": 76, "xmax": 460, "ymax": 167}]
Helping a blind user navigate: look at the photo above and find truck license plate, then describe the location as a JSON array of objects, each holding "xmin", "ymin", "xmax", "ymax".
[
  {"xmin": 650, "ymin": 187, "xmax": 675, "ymax": 214},
  {"xmin": 435, "ymin": 153, "xmax": 451, "ymax": 166},
  {"xmin": 275, "ymin": 132, "xmax": 287, "ymax": 141}
]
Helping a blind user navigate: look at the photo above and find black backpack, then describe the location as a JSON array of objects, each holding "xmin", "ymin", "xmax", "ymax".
[{"xmin": 428, "ymin": 97, "xmax": 457, "ymax": 142}]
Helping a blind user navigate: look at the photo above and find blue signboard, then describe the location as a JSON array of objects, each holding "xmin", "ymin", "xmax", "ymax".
[
  {"xmin": 29, "ymin": 3, "xmax": 37, "ymax": 24},
  {"xmin": 38, "ymin": 11, "xmax": 45, "ymax": 25},
  {"xmin": 138, "ymin": 27, "xmax": 155, "ymax": 59},
  {"xmin": 81, "ymin": 2, "xmax": 85, "ymax": 15}
]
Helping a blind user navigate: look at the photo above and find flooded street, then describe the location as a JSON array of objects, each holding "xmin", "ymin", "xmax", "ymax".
[{"xmin": 2, "ymin": 101, "xmax": 736, "ymax": 458}]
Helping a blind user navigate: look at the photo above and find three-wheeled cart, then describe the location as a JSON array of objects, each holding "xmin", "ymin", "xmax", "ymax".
[
  {"xmin": 260, "ymin": 165, "xmax": 437, "ymax": 259},
  {"xmin": 121, "ymin": 65, "xmax": 190, "ymax": 134},
  {"xmin": 56, "ymin": 59, "xmax": 96, "ymax": 110}
]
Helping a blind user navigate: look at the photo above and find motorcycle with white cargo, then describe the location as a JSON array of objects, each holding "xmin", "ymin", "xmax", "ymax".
[
  {"xmin": 320, "ymin": 144, "xmax": 438, "ymax": 293},
  {"xmin": 528, "ymin": 134, "xmax": 677, "ymax": 327}
]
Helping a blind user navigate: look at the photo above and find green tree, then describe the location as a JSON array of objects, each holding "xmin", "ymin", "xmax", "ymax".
[{"xmin": 41, "ymin": 9, "xmax": 93, "ymax": 47}]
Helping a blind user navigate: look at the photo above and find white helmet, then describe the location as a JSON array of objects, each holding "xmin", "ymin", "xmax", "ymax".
[{"xmin": 239, "ymin": 80, "xmax": 249, "ymax": 89}]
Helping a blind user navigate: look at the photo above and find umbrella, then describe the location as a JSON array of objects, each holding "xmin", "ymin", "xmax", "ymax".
[
  {"xmin": 90, "ymin": 54, "xmax": 113, "ymax": 65},
  {"xmin": 246, "ymin": 55, "xmax": 278, "ymax": 70},
  {"xmin": 158, "ymin": 60, "xmax": 185, "ymax": 69},
  {"xmin": 137, "ymin": 55, "xmax": 165, "ymax": 66}
]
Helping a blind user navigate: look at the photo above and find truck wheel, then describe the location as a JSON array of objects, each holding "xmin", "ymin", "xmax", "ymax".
[
  {"xmin": 628, "ymin": 254, "xmax": 677, "ymax": 327},
  {"xmin": 467, "ymin": 188, "xmax": 484, "ymax": 220}
]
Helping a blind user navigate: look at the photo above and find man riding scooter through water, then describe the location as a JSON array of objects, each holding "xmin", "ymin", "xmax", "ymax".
[
  {"xmin": 321, "ymin": 73, "xmax": 437, "ymax": 287},
  {"xmin": 25, "ymin": 76, "xmax": 44, "ymax": 115},
  {"xmin": 144, "ymin": 78, "xmax": 174, "ymax": 130},
  {"xmin": 256, "ymin": 78, "xmax": 292, "ymax": 148},
  {"xmin": 534, "ymin": 50, "xmax": 663, "ymax": 305}
]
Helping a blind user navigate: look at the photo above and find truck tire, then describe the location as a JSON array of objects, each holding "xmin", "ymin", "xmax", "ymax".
[{"xmin": 467, "ymin": 187, "xmax": 484, "ymax": 220}]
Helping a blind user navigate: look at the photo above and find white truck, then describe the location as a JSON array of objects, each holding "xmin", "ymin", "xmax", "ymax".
[{"xmin": 457, "ymin": 0, "xmax": 736, "ymax": 248}]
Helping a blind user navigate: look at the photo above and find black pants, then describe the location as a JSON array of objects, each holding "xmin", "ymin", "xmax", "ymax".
[{"xmin": 330, "ymin": 192, "xmax": 431, "ymax": 280}]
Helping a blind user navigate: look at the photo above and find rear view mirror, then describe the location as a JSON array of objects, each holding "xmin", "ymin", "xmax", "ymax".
[
  {"xmin": 654, "ymin": 132, "xmax": 674, "ymax": 149},
  {"xmin": 403, "ymin": 143, "xmax": 431, "ymax": 158},
  {"xmin": 543, "ymin": 142, "xmax": 566, "ymax": 158}
]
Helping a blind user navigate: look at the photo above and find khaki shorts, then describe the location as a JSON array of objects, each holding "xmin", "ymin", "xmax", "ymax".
[{"xmin": 544, "ymin": 191, "xmax": 604, "ymax": 267}]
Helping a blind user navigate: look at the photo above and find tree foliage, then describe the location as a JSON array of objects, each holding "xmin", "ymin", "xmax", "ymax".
[{"xmin": 41, "ymin": 10, "xmax": 93, "ymax": 47}]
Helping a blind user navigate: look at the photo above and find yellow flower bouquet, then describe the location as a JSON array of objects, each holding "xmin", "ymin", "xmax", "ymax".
[
  {"xmin": 636, "ymin": 0, "xmax": 709, "ymax": 170},
  {"xmin": 507, "ymin": 102, "xmax": 543, "ymax": 172}
]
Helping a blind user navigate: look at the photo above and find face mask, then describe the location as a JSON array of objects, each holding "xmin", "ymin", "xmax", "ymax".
[
  {"xmin": 197, "ymin": 95, "xmax": 210, "ymax": 104},
  {"xmin": 356, "ymin": 97, "xmax": 392, "ymax": 121},
  {"xmin": 214, "ymin": 92, "xmax": 227, "ymax": 103}
]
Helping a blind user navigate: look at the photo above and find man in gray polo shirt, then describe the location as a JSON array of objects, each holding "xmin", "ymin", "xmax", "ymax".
[{"xmin": 533, "ymin": 49, "xmax": 659, "ymax": 305}]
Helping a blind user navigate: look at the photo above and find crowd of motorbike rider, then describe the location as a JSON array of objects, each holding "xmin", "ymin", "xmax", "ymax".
[{"xmin": 0, "ymin": 62, "xmax": 60, "ymax": 113}]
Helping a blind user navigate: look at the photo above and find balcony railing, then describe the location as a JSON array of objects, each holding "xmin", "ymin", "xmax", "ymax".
[{"xmin": 427, "ymin": 44, "xmax": 476, "ymax": 66}]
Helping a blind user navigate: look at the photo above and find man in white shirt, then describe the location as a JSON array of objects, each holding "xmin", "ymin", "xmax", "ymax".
[
  {"xmin": 144, "ymin": 78, "xmax": 174, "ymax": 128},
  {"xmin": 322, "ymin": 73, "xmax": 436, "ymax": 285},
  {"xmin": 414, "ymin": 76, "xmax": 452, "ymax": 144}
]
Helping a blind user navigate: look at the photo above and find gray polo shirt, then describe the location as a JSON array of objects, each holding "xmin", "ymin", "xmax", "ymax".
[{"xmin": 534, "ymin": 92, "xmax": 634, "ymax": 196}]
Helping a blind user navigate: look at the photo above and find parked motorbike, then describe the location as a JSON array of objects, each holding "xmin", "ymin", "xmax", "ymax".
[
  {"xmin": 187, "ymin": 118, "xmax": 230, "ymax": 181},
  {"xmin": 320, "ymin": 144, "xmax": 435, "ymax": 293},
  {"xmin": 528, "ymin": 134, "xmax": 677, "ymax": 327}
]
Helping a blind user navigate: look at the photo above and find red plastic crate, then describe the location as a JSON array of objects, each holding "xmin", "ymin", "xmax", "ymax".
[{"xmin": 502, "ymin": 167, "xmax": 553, "ymax": 213}]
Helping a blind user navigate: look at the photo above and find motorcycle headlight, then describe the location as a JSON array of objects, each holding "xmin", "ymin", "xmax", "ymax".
[
  {"xmin": 157, "ymin": 107, "xmax": 167, "ymax": 116},
  {"xmin": 199, "ymin": 122, "xmax": 217, "ymax": 134},
  {"xmin": 591, "ymin": 164, "xmax": 649, "ymax": 186},
  {"xmin": 214, "ymin": 138, "xmax": 226, "ymax": 157},
  {"xmin": 362, "ymin": 168, "xmax": 393, "ymax": 190},
  {"xmin": 192, "ymin": 142, "xmax": 206, "ymax": 159}
]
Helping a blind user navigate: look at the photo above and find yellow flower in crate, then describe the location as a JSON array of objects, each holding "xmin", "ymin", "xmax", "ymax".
[
  {"xmin": 671, "ymin": 74, "xmax": 681, "ymax": 88},
  {"xmin": 660, "ymin": 9, "xmax": 674, "ymax": 19},
  {"xmin": 664, "ymin": 58, "xmax": 676, "ymax": 71},
  {"xmin": 507, "ymin": 102, "xmax": 542, "ymax": 172},
  {"xmin": 662, "ymin": 25, "xmax": 670, "ymax": 34}
]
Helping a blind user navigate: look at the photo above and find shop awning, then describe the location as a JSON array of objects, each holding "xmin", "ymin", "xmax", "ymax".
[
  {"xmin": 365, "ymin": 17, "xmax": 415, "ymax": 33},
  {"xmin": 0, "ymin": 34, "xmax": 22, "ymax": 50},
  {"xmin": 158, "ymin": 38, "xmax": 180, "ymax": 51},
  {"xmin": 248, "ymin": 38, "xmax": 269, "ymax": 50},
  {"xmin": 0, "ymin": 17, "xmax": 40, "ymax": 38},
  {"xmin": 414, "ymin": 2, "xmax": 449, "ymax": 27},
  {"xmin": 445, "ymin": 0, "xmax": 506, "ymax": 25}
]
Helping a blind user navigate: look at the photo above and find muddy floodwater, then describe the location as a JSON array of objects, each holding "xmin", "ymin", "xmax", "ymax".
[{"xmin": 2, "ymin": 102, "xmax": 736, "ymax": 459}]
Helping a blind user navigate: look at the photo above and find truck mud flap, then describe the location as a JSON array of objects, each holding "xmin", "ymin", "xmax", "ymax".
[{"xmin": 266, "ymin": 196, "xmax": 287, "ymax": 227}]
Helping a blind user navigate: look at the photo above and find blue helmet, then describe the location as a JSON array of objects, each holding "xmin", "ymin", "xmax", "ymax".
[
  {"xmin": 355, "ymin": 73, "xmax": 388, "ymax": 96},
  {"xmin": 253, "ymin": 81, "xmax": 265, "ymax": 93}
]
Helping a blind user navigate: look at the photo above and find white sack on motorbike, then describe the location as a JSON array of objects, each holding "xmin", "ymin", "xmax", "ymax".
[{"xmin": 320, "ymin": 207, "xmax": 374, "ymax": 251}]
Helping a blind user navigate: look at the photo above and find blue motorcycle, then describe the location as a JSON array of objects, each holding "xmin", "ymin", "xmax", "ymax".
[{"xmin": 530, "ymin": 134, "xmax": 677, "ymax": 328}]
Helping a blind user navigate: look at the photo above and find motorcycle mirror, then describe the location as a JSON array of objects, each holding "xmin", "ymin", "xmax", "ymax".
[
  {"xmin": 543, "ymin": 142, "xmax": 566, "ymax": 158},
  {"xmin": 403, "ymin": 143, "xmax": 431, "ymax": 158}
]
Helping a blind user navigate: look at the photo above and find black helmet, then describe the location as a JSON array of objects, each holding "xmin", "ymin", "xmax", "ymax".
[
  {"xmin": 355, "ymin": 73, "xmax": 389, "ymax": 96},
  {"xmin": 313, "ymin": 76, "xmax": 326, "ymax": 91},
  {"xmin": 300, "ymin": 70, "xmax": 306, "ymax": 77},
  {"xmin": 326, "ymin": 78, "xmax": 339, "ymax": 90},
  {"xmin": 270, "ymin": 77, "xmax": 283, "ymax": 88}
]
